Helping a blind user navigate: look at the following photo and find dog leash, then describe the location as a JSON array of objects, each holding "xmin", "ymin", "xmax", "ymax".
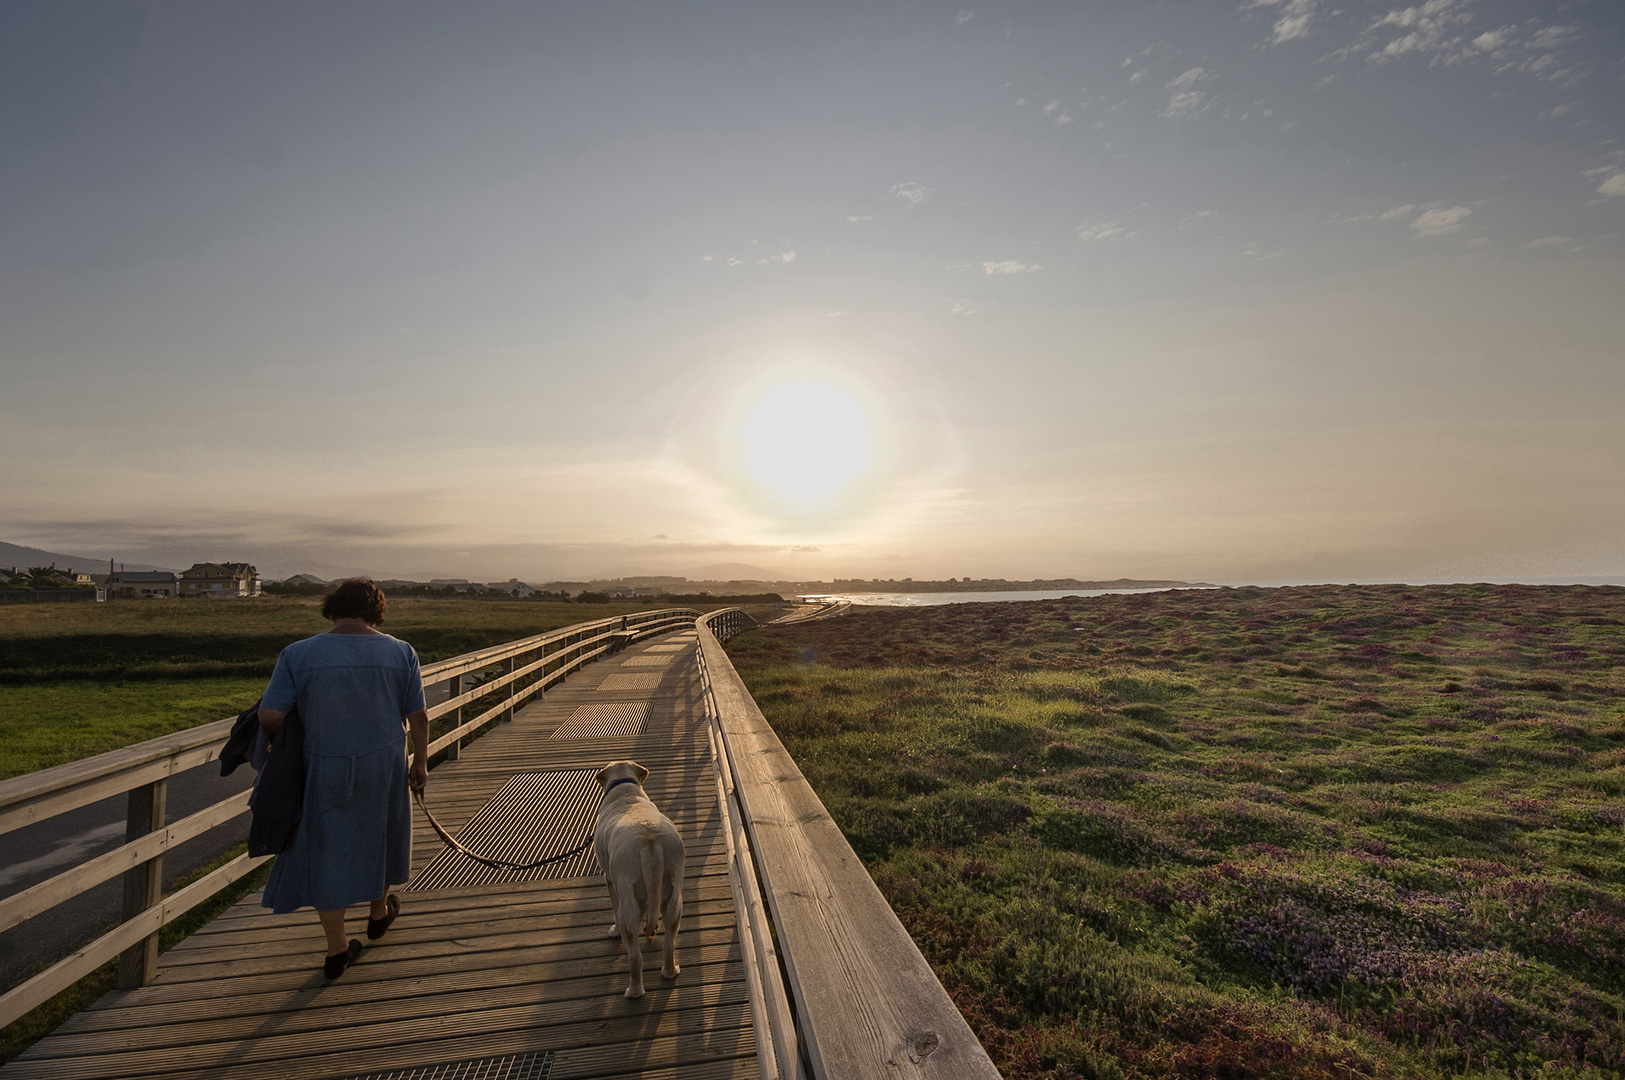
[{"xmin": 413, "ymin": 788, "xmax": 597, "ymax": 872}]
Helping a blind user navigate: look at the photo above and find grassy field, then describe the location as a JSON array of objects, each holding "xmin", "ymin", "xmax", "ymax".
[
  {"xmin": 724, "ymin": 585, "xmax": 1625, "ymax": 1079},
  {"xmin": 0, "ymin": 597, "xmax": 769, "ymax": 778}
]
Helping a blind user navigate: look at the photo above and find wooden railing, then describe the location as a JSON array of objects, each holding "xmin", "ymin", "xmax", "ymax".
[
  {"xmin": 697, "ymin": 609, "xmax": 1002, "ymax": 1080},
  {"xmin": 0, "ymin": 607, "xmax": 699, "ymax": 1029}
]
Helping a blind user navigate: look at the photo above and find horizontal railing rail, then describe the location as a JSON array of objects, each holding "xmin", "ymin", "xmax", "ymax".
[
  {"xmin": 695, "ymin": 608, "xmax": 801, "ymax": 1080},
  {"xmin": 0, "ymin": 607, "xmax": 699, "ymax": 1029},
  {"xmin": 768, "ymin": 599, "xmax": 851, "ymax": 625},
  {"xmin": 698, "ymin": 609, "xmax": 1002, "ymax": 1080}
]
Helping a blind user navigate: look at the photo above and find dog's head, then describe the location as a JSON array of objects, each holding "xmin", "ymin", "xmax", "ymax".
[{"xmin": 596, "ymin": 760, "xmax": 649, "ymax": 791}]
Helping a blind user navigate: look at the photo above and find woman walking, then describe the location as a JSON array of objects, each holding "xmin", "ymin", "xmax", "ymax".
[{"xmin": 256, "ymin": 578, "xmax": 430, "ymax": 978}]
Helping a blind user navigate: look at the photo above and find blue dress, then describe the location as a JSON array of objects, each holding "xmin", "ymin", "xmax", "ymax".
[{"xmin": 258, "ymin": 632, "xmax": 425, "ymax": 914}]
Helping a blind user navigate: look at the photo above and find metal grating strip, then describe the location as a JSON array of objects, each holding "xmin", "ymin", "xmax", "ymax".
[
  {"xmin": 597, "ymin": 672, "xmax": 663, "ymax": 691},
  {"xmin": 345, "ymin": 1051, "xmax": 553, "ymax": 1080},
  {"xmin": 621, "ymin": 654, "xmax": 675, "ymax": 667},
  {"xmin": 410, "ymin": 771, "xmax": 601, "ymax": 889},
  {"xmin": 550, "ymin": 701, "xmax": 650, "ymax": 739}
]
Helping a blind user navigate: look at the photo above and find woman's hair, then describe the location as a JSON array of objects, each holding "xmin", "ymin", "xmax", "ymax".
[{"xmin": 321, "ymin": 578, "xmax": 387, "ymax": 624}]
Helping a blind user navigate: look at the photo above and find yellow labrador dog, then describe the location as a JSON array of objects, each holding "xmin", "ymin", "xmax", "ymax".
[{"xmin": 594, "ymin": 760, "xmax": 684, "ymax": 998}]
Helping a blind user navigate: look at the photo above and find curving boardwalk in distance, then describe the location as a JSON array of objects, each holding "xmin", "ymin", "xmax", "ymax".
[{"xmin": 4, "ymin": 627, "xmax": 758, "ymax": 1080}]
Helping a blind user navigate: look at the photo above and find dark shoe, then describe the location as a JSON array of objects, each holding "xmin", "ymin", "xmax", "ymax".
[
  {"xmin": 324, "ymin": 939, "xmax": 362, "ymax": 979},
  {"xmin": 366, "ymin": 894, "xmax": 399, "ymax": 940}
]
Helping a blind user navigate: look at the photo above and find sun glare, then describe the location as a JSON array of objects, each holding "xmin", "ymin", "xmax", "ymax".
[{"xmin": 728, "ymin": 371, "xmax": 881, "ymax": 521}]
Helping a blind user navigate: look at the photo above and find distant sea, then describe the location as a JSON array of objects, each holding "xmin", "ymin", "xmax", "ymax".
[
  {"xmin": 803, "ymin": 587, "xmax": 1213, "ymax": 607},
  {"xmin": 803, "ymin": 578, "xmax": 1625, "ymax": 607}
]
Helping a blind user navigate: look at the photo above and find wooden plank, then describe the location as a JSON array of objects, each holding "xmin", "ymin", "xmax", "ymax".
[
  {"xmin": 32, "ymin": 960, "xmax": 751, "ymax": 1056},
  {"xmin": 707, "ymin": 716, "xmax": 797, "ymax": 1080},
  {"xmin": 60, "ymin": 930, "xmax": 747, "ymax": 1031},
  {"xmin": 4, "ymin": 994, "xmax": 752, "ymax": 1080},
  {"xmin": 74, "ymin": 921, "xmax": 744, "ymax": 1019},
  {"xmin": 154, "ymin": 899, "xmax": 738, "ymax": 969},
  {"xmin": 700, "ymin": 619, "xmax": 1001, "ymax": 1080}
]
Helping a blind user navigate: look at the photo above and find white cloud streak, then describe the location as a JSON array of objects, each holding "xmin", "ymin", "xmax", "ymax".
[
  {"xmin": 1410, "ymin": 206, "xmax": 1471, "ymax": 236},
  {"xmin": 1077, "ymin": 222, "xmax": 1125, "ymax": 242},
  {"xmin": 981, "ymin": 261, "xmax": 1042, "ymax": 275},
  {"xmin": 1246, "ymin": 0, "xmax": 1321, "ymax": 45},
  {"xmin": 891, "ymin": 182, "xmax": 929, "ymax": 206}
]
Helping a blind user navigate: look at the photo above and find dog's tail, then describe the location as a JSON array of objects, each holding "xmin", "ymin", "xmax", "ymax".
[{"xmin": 642, "ymin": 837, "xmax": 663, "ymax": 937}]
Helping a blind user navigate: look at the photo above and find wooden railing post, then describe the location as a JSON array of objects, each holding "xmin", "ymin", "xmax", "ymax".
[
  {"xmin": 505, "ymin": 656, "xmax": 516, "ymax": 721},
  {"xmin": 116, "ymin": 777, "xmax": 167, "ymax": 989},
  {"xmin": 443, "ymin": 675, "xmax": 462, "ymax": 760}
]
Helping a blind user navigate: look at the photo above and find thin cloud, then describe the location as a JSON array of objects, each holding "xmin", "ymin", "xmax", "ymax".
[
  {"xmin": 847, "ymin": 215, "xmax": 874, "ymax": 223},
  {"xmin": 1320, "ymin": 2, "xmax": 1587, "ymax": 83},
  {"xmin": 758, "ymin": 251, "xmax": 797, "ymax": 264},
  {"xmin": 1077, "ymin": 222, "xmax": 1126, "ymax": 242},
  {"xmin": 1167, "ymin": 68, "xmax": 1207, "ymax": 91},
  {"xmin": 1163, "ymin": 68, "xmax": 1209, "ymax": 119},
  {"xmin": 1245, "ymin": 0, "xmax": 1321, "ymax": 45},
  {"xmin": 955, "ymin": 10, "xmax": 975, "ymax": 26},
  {"xmin": 1526, "ymin": 236, "xmax": 1571, "ymax": 248},
  {"xmin": 891, "ymin": 182, "xmax": 929, "ymax": 206},
  {"xmin": 981, "ymin": 260, "xmax": 1042, "ymax": 275},
  {"xmin": 1410, "ymin": 206, "xmax": 1471, "ymax": 236},
  {"xmin": 1597, "ymin": 173, "xmax": 1625, "ymax": 197}
]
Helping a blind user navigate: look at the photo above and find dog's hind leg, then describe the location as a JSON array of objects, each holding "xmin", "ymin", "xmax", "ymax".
[
  {"xmin": 604, "ymin": 878, "xmax": 621, "ymax": 939},
  {"xmin": 660, "ymin": 873, "xmax": 681, "ymax": 981},
  {"xmin": 621, "ymin": 924, "xmax": 644, "ymax": 999},
  {"xmin": 642, "ymin": 839, "xmax": 663, "ymax": 940}
]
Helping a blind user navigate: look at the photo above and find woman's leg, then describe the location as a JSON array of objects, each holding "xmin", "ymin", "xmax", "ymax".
[
  {"xmin": 368, "ymin": 894, "xmax": 389, "ymax": 920},
  {"xmin": 317, "ymin": 908, "xmax": 349, "ymax": 955}
]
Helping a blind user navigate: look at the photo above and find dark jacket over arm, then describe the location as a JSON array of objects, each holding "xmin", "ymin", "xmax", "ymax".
[{"xmin": 248, "ymin": 705, "xmax": 305, "ymax": 857}]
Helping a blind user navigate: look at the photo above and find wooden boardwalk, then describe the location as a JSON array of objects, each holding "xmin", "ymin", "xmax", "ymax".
[{"xmin": 5, "ymin": 628, "xmax": 758, "ymax": 1080}]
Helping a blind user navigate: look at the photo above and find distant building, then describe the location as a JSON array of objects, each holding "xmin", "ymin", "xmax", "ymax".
[
  {"xmin": 179, "ymin": 562, "xmax": 261, "ymax": 598},
  {"xmin": 1, "ymin": 565, "xmax": 90, "ymax": 588},
  {"xmin": 486, "ymin": 579, "xmax": 536, "ymax": 597},
  {"xmin": 108, "ymin": 571, "xmax": 179, "ymax": 600}
]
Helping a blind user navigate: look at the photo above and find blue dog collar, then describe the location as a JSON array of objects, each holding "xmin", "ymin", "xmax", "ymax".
[{"xmin": 605, "ymin": 777, "xmax": 640, "ymax": 794}]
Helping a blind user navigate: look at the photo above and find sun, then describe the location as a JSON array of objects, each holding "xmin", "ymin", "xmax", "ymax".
[{"xmin": 724, "ymin": 369, "xmax": 884, "ymax": 521}]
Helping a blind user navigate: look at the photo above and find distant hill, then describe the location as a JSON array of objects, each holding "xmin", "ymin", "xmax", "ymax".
[
  {"xmin": 0, "ymin": 541, "xmax": 170, "ymax": 574},
  {"xmin": 681, "ymin": 562, "xmax": 785, "ymax": 581}
]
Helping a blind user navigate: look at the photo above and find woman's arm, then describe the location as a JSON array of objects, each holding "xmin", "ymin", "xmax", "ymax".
[
  {"xmin": 257, "ymin": 706, "xmax": 286, "ymax": 732},
  {"xmin": 406, "ymin": 708, "xmax": 429, "ymax": 792}
]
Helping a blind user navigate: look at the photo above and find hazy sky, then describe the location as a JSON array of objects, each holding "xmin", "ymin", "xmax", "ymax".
[{"xmin": 3, "ymin": 1, "xmax": 1623, "ymax": 583}]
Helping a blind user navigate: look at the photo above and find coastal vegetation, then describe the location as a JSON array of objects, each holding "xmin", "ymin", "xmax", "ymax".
[{"xmin": 724, "ymin": 584, "xmax": 1625, "ymax": 1079}]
